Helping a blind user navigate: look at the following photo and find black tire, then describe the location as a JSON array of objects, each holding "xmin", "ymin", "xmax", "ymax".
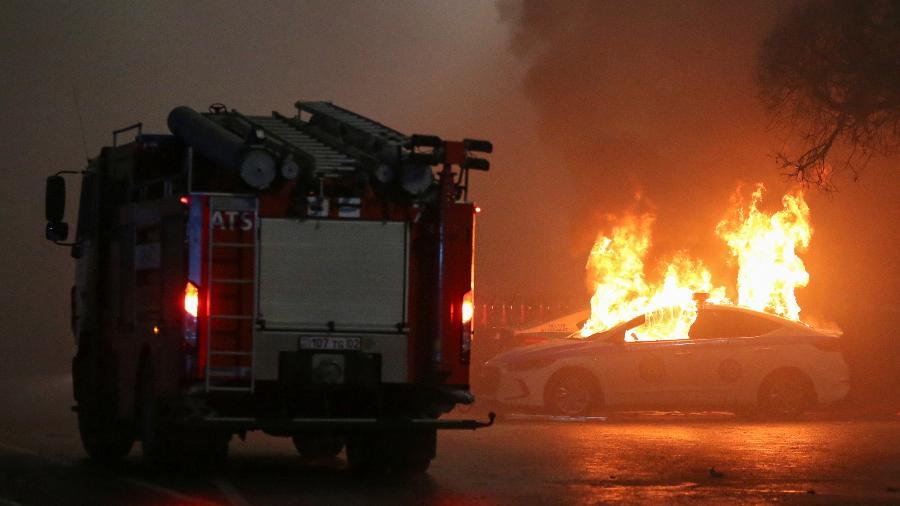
[
  {"xmin": 544, "ymin": 370, "xmax": 599, "ymax": 417},
  {"xmin": 292, "ymin": 433, "xmax": 344, "ymax": 459},
  {"xmin": 757, "ymin": 370, "xmax": 815, "ymax": 418},
  {"xmin": 77, "ymin": 403, "xmax": 134, "ymax": 463}
]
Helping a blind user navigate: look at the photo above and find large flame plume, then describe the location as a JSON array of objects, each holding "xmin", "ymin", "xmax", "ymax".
[
  {"xmin": 716, "ymin": 184, "xmax": 811, "ymax": 320},
  {"xmin": 580, "ymin": 214, "xmax": 726, "ymax": 341},
  {"xmin": 582, "ymin": 184, "xmax": 812, "ymax": 341}
]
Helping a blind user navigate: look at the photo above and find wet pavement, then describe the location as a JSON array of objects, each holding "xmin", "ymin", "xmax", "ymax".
[{"xmin": 1, "ymin": 376, "xmax": 898, "ymax": 505}]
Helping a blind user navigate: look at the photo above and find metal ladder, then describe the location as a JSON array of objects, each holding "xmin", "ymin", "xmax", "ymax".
[
  {"xmin": 205, "ymin": 198, "xmax": 258, "ymax": 393},
  {"xmin": 248, "ymin": 114, "xmax": 358, "ymax": 173},
  {"xmin": 296, "ymin": 101, "xmax": 409, "ymax": 146}
]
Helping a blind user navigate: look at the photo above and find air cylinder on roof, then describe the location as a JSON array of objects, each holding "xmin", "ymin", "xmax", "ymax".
[{"xmin": 167, "ymin": 106, "xmax": 276, "ymax": 189}]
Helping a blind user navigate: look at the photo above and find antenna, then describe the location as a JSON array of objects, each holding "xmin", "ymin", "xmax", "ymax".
[{"xmin": 70, "ymin": 84, "xmax": 89, "ymax": 161}]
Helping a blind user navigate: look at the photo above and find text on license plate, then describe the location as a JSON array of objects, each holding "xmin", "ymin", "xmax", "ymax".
[{"xmin": 299, "ymin": 336, "xmax": 361, "ymax": 351}]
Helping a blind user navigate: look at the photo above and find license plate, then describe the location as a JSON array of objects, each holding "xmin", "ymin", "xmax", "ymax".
[{"xmin": 299, "ymin": 336, "xmax": 361, "ymax": 351}]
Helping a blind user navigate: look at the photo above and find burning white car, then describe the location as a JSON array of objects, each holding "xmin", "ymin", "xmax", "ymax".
[{"xmin": 479, "ymin": 303, "xmax": 849, "ymax": 417}]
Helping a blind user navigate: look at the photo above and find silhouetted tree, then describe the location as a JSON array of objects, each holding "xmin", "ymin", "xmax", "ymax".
[{"xmin": 757, "ymin": 0, "xmax": 900, "ymax": 190}]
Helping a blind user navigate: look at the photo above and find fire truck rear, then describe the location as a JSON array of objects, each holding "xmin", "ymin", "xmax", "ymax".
[{"xmin": 44, "ymin": 102, "xmax": 493, "ymax": 471}]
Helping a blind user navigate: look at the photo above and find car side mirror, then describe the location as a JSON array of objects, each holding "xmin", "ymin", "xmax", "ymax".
[{"xmin": 45, "ymin": 176, "xmax": 69, "ymax": 242}]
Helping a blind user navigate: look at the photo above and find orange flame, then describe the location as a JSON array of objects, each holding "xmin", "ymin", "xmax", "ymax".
[
  {"xmin": 580, "ymin": 213, "xmax": 726, "ymax": 341},
  {"xmin": 581, "ymin": 184, "xmax": 812, "ymax": 341},
  {"xmin": 716, "ymin": 184, "xmax": 811, "ymax": 320}
]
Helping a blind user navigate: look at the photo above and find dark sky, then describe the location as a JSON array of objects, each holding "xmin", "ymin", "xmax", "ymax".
[{"xmin": 1, "ymin": 1, "xmax": 898, "ymax": 378}]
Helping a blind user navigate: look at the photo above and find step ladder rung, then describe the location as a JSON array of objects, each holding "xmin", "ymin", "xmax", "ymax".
[{"xmin": 206, "ymin": 204, "xmax": 257, "ymax": 395}]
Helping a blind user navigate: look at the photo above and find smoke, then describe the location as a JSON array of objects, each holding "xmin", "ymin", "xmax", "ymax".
[{"xmin": 498, "ymin": 0, "xmax": 787, "ymax": 260}]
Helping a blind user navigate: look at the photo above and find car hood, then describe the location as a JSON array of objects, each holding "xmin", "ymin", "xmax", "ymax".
[{"xmin": 486, "ymin": 335, "xmax": 607, "ymax": 367}]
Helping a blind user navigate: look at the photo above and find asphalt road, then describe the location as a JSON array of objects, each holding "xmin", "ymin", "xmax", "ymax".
[{"xmin": 1, "ymin": 376, "xmax": 898, "ymax": 505}]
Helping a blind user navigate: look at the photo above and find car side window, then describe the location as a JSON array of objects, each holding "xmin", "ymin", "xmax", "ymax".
[{"xmin": 689, "ymin": 310, "xmax": 782, "ymax": 340}]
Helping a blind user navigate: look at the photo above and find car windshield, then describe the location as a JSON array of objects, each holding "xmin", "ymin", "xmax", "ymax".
[
  {"xmin": 572, "ymin": 314, "xmax": 647, "ymax": 340},
  {"xmin": 571, "ymin": 305, "xmax": 793, "ymax": 342}
]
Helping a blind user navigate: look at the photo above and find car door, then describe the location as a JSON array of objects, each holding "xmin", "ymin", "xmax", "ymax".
[
  {"xmin": 683, "ymin": 308, "xmax": 784, "ymax": 407},
  {"xmin": 679, "ymin": 335, "xmax": 733, "ymax": 407},
  {"xmin": 603, "ymin": 338, "xmax": 698, "ymax": 409}
]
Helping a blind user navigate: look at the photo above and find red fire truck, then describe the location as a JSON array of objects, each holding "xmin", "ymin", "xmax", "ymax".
[{"xmin": 44, "ymin": 102, "xmax": 493, "ymax": 471}]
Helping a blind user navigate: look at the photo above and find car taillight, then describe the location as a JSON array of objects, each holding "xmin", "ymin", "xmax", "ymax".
[{"xmin": 184, "ymin": 282, "xmax": 199, "ymax": 318}]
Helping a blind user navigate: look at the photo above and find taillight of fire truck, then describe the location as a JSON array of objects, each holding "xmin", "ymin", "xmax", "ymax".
[
  {"xmin": 462, "ymin": 290, "xmax": 474, "ymax": 325},
  {"xmin": 183, "ymin": 281, "xmax": 200, "ymax": 376},
  {"xmin": 184, "ymin": 282, "xmax": 199, "ymax": 318},
  {"xmin": 461, "ymin": 289, "xmax": 474, "ymax": 363}
]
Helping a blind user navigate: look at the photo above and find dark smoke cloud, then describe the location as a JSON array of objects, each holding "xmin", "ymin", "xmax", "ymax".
[{"xmin": 499, "ymin": 0, "xmax": 789, "ymax": 259}]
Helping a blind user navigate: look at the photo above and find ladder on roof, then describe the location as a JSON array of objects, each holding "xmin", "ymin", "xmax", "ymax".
[
  {"xmin": 205, "ymin": 196, "xmax": 258, "ymax": 393},
  {"xmin": 242, "ymin": 114, "xmax": 359, "ymax": 174},
  {"xmin": 296, "ymin": 101, "xmax": 410, "ymax": 147}
]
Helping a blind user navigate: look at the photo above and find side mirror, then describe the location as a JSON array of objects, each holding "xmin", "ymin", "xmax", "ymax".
[
  {"xmin": 45, "ymin": 175, "xmax": 69, "ymax": 242},
  {"xmin": 45, "ymin": 176, "xmax": 66, "ymax": 222}
]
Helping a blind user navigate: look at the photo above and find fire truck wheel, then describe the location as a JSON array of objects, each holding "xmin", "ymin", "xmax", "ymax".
[
  {"xmin": 757, "ymin": 369, "xmax": 815, "ymax": 418},
  {"xmin": 292, "ymin": 433, "xmax": 344, "ymax": 459},
  {"xmin": 76, "ymin": 402, "xmax": 134, "ymax": 462},
  {"xmin": 544, "ymin": 369, "xmax": 600, "ymax": 417}
]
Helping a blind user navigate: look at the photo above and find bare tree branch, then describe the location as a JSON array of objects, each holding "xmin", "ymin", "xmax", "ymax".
[{"xmin": 757, "ymin": 0, "xmax": 900, "ymax": 190}]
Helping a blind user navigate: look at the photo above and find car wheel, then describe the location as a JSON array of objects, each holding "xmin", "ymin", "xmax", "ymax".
[
  {"xmin": 544, "ymin": 370, "xmax": 598, "ymax": 417},
  {"xmin": 758, "ymin": 370, "xmax": 814, "ymax": 418}
]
